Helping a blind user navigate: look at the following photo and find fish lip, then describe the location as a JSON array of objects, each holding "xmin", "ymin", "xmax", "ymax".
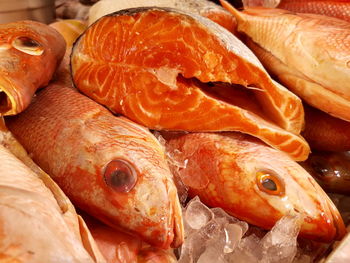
[
  {"xmin": 170, "ymin": 194, "xmax": 184, "ymax": 248},
  {"xmin": 324, "ymin": 194, "xmax": 347, "ymax": 241}
]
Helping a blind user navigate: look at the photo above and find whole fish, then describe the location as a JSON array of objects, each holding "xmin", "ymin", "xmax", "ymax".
[
  {"xmin": 302, "ymin": 104, "xmax": 350, "ymax": 152},
  {"xmin": 6, "ymin": 84, "xmax": 184, "ymax": 249},
  {"xmin": 300, "ymin": 151, "xmax": 350, "ymax": 195},
  {"xmin": 221, "ymin": 0, "xmax": 350, "ymax": 123},
  {"xmin": 71, "ymin": 7, "xmax": 310, "ymax": 161},
  {"xmin": 0, "ymin": 143, "xmax": 102, "ymax": 263},
  {"xmin": 278, "ymin": 0, "xmax": 350, "ymax": 23},
  {"xmin": 0, "ymin": 20, "xmax": 66, "ymax": 115},
  {"xmin": 164, "ymin": 132, "xmax": 346, "ymax": 242}
]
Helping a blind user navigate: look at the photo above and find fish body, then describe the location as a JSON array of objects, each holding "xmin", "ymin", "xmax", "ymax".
[
  {"xmin": 50, "ymin": 19, "xmax": 88, "ymax": 47},
  {"xmin": 71, "ymin": 7, "xmax": 309, "ymax": 161},
  {"xmin": 300, "ymin": 151, "xmax": 350, "ymax": 195},
  {"xmin": 164, "ymin": 132, "xmax": 346, "ymax": 242},
  {"xmin": 0, "ymin": 21, "xmax": 66, "ymax": 115},
  {"xmin": 221, "ymin": 1, "xmax": 350, "ymax": 122},
  {"xmin": 0, "ymin": 144, "xmax": 98, "ymax": 263},
  {"xmin": 302, "ymin": 104, "xmax": 350, "ymax": 152},
  {"xmin": 6, "ymin": 84, "xmax": 183, "ymax": 249},
  {"xmin": 278, "ymin": 0, "xmax": 350, "ymax": 23}
]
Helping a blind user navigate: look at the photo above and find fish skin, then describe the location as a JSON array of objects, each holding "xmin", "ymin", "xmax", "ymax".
[
  {"xmin": 302, "ymin": 104, "xmax": 350, "ymax": 152},
  {"xmin": 164, "ymin": 132, "xmax": 346, "ymax": 242},
  {"xmin": 5, "ymin": 84, "xmax": 184, "ymax": 249},
  {"xmin": 278, "ymin": 0, "xmax": 350, "ymax": 23},
  {"xmin": 0, "ymin": 144, "xmax": 98, "ymax": 263},
  {"xmin": 71, "ymin": 7, "xmax": 310, "ymax": 161},
  {"xmin": 300, "ymin": 151, "xmax": 350, "ymax": 195},
  {"xmin": 0, "ymin": 20, "xmax": 66, "ymax": 115},
  {"xmin": 221, "ymin": 1, "xmax": 350, "ymax": 122}
]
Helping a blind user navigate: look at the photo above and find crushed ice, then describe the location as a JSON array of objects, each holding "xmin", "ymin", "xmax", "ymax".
[{"xmin": 177, "ymin": 196, "xmax": 312, "ymax": 263}]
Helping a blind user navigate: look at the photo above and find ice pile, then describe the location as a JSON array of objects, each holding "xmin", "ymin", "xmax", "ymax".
[{"xmin": 178, "ymin": 196, "xmax": 309, "ymax": 263}]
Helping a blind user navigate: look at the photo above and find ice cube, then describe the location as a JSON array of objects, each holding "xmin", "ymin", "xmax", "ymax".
[
  {"xmin": 185, "ymin": 196, "xmax": 214, "ymax": 230},
  {"xmin": 197, "ymin": 246, "xmax": 226, "ymax": 263},
  {"xmin": 223, "ymin": 223, "xmax": 245, "ymax": 253},
  {"xmin": 260, "ymin": 214, "xmax": 302, "ymax": 263}
]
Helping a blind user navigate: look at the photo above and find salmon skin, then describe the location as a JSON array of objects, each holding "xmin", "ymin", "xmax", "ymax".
[
  {"xmin": 6, "ymin": 84, "xmax": 184, "ymax": 249},
  {"xmin": 164, "ymin": 131, "xmax": 346, "ymax": 242},
  {"xmin": 300, "ymin": 151, "xmax": 350, "ymax": 195},
  {"xmin": 278, "ymin": 0, "xmax": 350, "ymax": 23},
  {"xmin": 0, "ymin": 144, "xmax": 100, "ymax": 263},
  {"xmin": 221, "ymin": 1, "xmax": 350, "ymax": 123},
  {"xmin": 0, "ymin": 20, "xmax": 66, "ymax": 115},
  {"xmin": 71, "ymin": 7, "xmax": 310, "ymax": 161}
]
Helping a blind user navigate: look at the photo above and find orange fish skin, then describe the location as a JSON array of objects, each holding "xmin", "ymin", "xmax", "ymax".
[
  {"xmin": 71, "ymin": 7, "xmax": 309, "ymax": 161},
  {"xmin": 164, "ymin": 132, "xmax": 346, "ymax": 242},
  {"xmin": 5, "ymin": 84, "xmax": 184, "ymax": 249},
  {"xmin": 0, "ymin": 20, "xmax": 66, "ymax": 115},
  {"xmin": 278, "ymin": 0, "xmax": 350, "ymax": 23},
  {"xmin": 302, "ymin": 104, "xmax": 350, "ymax": 152},
  {"xmin": 221, "ymin": 1, "xmax": 350, "ymax": 123}
]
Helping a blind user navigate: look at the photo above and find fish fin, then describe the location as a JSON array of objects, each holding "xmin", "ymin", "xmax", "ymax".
[
  {"xmin": 78, "ymin": 215, "xmax": 107, "ymax": 263},
  {"xmin": 220, "ymin": 0, "xmax": 246, "ymax": 22}
]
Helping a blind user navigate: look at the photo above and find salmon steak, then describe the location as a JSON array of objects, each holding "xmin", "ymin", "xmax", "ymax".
[
  {"xmin": 221, "ymin": 1, "xmax": 350, "ymax": 123},
  {"xmin": 163, "ymin": 131, "xmax": 346, "ymax": 242},
  {"xmin": 6, "ymin": 83, "xmax": 184, "ymax": 249},
  {"xmin": 70, "ymin": 7, "xmax": 310, "ymax": 161},
  {"xmin": 0, "ymin": 20, "xmax": 66, "ymax": 115},
  {"xmin": 278, "ymin": 0, "xmax": 350, "ymax": 23}
]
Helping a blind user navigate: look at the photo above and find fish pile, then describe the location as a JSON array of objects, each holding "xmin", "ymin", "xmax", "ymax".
[{"xmin": 1, "ymin": 0, "xmax": 350, "ymax": 262}]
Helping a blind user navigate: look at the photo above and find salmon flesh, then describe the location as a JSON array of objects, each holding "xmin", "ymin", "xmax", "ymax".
[
  {"xmin": 0, "ymin": 21, "xmax": 66, "ymax": 115},
  {"xmin": 71, "ymin": 7, "xmax": 310, "ymax": 161},
  {"xmin": 6, "ymin": 84, "xmax": 184, "ymax": 249}
]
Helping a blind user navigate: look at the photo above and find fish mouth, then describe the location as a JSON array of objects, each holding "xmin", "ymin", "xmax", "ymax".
[
  {"xmin": 170, "ymin": 191, "xmax": 184, "ymax": 248},
  {"xmin": 324, "ymin": 193, "xmax": 347, "ymax": 241}
]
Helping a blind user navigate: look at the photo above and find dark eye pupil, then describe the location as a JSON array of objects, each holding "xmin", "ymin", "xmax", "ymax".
[
  {"xmin": 262, "ymin": 178, "xmax": 277, "ymax": 191},
  {"xmin": 17, "ymin": 37, "xmax": 40, "ymax": 47},
  {"xmin": 110, "ymin": 170, "xmax": 130, "ymax": 187}
]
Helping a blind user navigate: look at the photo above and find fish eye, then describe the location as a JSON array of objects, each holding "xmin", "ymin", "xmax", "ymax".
[
  {"xmin": 103, "ymin": 160, "xmax": 137, "ymax": 193},
  {"xmin": 12, "ymin": 37, "xmax": 44, "ymax": 56},
  {"xmin": 309, "ymin": 157, "xmax": 333, "ymax": 178},
  {"xmin": 256, "ymin": 170, "xmax": 285, "ymax": 196}
]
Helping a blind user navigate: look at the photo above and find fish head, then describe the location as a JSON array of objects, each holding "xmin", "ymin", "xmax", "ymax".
[
  {"xmin": 0, "ymin": 21, "xmax": 66, "ymax": 114},
  {"xmin": 235, "ymin": 138, "xmax": 346, "ymax": 242},
  {"xmin": 68, "ymin": 116, "xmax": 184, "ymax": 249}
]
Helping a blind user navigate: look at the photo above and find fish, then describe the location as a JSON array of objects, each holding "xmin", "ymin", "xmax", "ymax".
[
  {"xmin": 83, "ymin": 213, "xmax": 177, "ymax": 263},
  {"xmin": 5, "ymin": 83, "xmax": 184, "ymax": 249},
  {"xmin": 71, "ymin": 6, "xmax": 310, "ymax": 161},
  {"xmin": 88, "ymin": 0, "xmax": 237, "ymax": 32},
  {"xmin": 277, "ymin": 0, "xmax": 350, "ymax": 23},
  {"xmin": 0, "ymin": 143, "xmax": 104, "ymax": 263},
  {"xmin": 163, "ymin": 131, "xmax": 346, "ymax": 242},
  {"xmin": 302, "ymin": 104, "xmax": 350, "ymax": 152},
  {"xmin": 0, "ymin": 20, "xmax": 66, "ymax": 115},
  {"xmin": 50, "ymin": 19, "xmax": 88, "ymax": 47},
  {"xmin": 221, "ymin": 0, "xmax": 350, "ymax": 123},
  {"xmin": 300, "ymin": 151, "xmax": 350, "ymax": 195}
]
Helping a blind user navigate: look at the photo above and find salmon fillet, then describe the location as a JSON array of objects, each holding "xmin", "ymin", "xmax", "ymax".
[{"xmin": 71, "ymin": 7, "xmax": 309, "ymax": 161}]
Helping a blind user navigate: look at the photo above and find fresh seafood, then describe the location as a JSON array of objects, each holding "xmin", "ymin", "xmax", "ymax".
[
  {"xmin": 84, "ymin": 213, "xmax": 177, "ymax": 263},
  {"xmin": 278, "ymin": 0, "xmax": 350, "ymax": 23},
  {"xmin": 50, "ymin": 19, "xmax": 87, "ymax": 47},
  {"xmin": 71, "ymin": 7, "xmax": 310, "ymax": 161},
  {"xmin": 300, "ymin": 151, "xmax": 350, "ymax": 195},
  {"xmin": 88, "ymin": 0, "xmax": 236, "ymax": 32},
  {"xmin": 221, "ymin": 0, "xmax": 350, "ymax": 123},
  {"xmin": 0, "ymin": 20, "xmax": 66, "ymax": 115},
  {"xmin": 163, "ymin": 131, "xmax": 346, "ymax": 242},
  {"xmin": 5, "ymin": 82, "xmax": 184, "ymax": 249},
  {"xmin": 302, "ymin": 104, "xmax": 350, "ymax": 152},
  {"xmin": 0, "ymin": 143, "xmax": 102, "ymax": 262}
]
